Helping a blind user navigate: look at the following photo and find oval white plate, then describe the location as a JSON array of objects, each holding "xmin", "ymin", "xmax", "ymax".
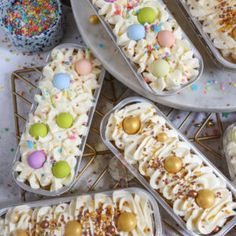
[{"xmin": 71, "ymin": 0, "xmax": 236, "ymax": 112}]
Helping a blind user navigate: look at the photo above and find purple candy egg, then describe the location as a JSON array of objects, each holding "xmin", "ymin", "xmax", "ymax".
[{"xmin": 27, "ymin": 150, "xmax": 46, "ymax": 169}]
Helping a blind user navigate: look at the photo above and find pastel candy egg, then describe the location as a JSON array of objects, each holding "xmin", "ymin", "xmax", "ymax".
[
  {"xmin": 52, "ymin": 161, "xmax": 71, "ymax": 178},
  {"xmin": 150, "ymin": 59, "xmax": 170, "ymax": 77},
  {"xmin": 75, "ymin": 59, "xmax": 92, "ymax": 75},
  {"xmin": 52, "ymin": 73, "xmax": 71, "ymax": 90},
  {"xmin": 27, "ymin": 151, "xmax": 46, "ymax": 169},
  {"xmin": 137, "ymin": 7, "xmax": 157, "ymax": 24},
  {"xmin": 157, "ymin": 30, "xmax": 175, "ymax": 48},
  {"xmin": 56, "ymin": 112, "xmax": 73, "ymax": 129},
  {"xmin": 127, "ymin": 24, "xmax": 145, "ymax": 41},
  {"xmin": 29, "ymin": 123, "xmax": 48, "ymax": 139}
]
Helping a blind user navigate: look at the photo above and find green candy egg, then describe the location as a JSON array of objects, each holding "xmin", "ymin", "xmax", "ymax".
[
  {"xmin": 29, "ymin": 123, "xmax": 48, "ymax": 139},
  {"xmin": 137, "ymin": 7, "xmax": 157, "ymax": 24},
  {"xmin": 56, "ymin": 112, "xmax": 73, "ymax": 129},
  {"xmin": 150, "ymin": 59, "xmax": 170, "ymax": 77},
  {"xmin": 52, "ymin": 161, "xmax": 71, "ymax": 178}
]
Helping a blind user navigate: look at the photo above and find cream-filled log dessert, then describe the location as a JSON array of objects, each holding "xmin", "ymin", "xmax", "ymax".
[
  {"xmin": 185, "ymin": 0, "xmax": 236, "ymax": 63},
  {"xmin": 92, "ymin": 0, "xmax": 200, "ymax": 92},
  {"xmin": 105, "ymin": 101, "xmax": 236, "ymax": 235},
  {"xmin": 0, "ymin": 190, "xmax": 154, "ymax": 236},
  {"xmin": 14, "ymin": 46, "xmax": 103, "ymax": 192},
  {"xmin": 224, "ymin": 124, "xmax": 236, "ymax": 179}
]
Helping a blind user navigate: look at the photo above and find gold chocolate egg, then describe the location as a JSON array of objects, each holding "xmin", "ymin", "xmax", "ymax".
[
  {"xmin": 156, "ymin": 132, "xmax": 168, "ymax": 142},
  {"xmin": 89, "ymin": 15, "xmax": 100, "ymax": 24},
  {"xmin": 9, "ymin": 212, "xmax": 20, "ymax": 223},
  {"xmin": 117, "ymin": 212, "xmax": 137, "ymax": 232},
  {"xmin": 10, "ymin": 229, "xmax": 28, "ymax": 236},
  {"xmin": 122, "ymin": 116, "xmax": 141, "ymax": 135},
  {"xmin": 196, "ymin": 189, "xmax": 215, "ymax": 209},
  {"xmin": 164, "ymin": 156, "xmax": 182, "ymax": 174},
  {"xmin": 65, "ymin": 220, "xmax": 82, "ymax": 236},
  {"xmin": 232, "ymin": 27, "xmax": 236, "ymax": 41}
]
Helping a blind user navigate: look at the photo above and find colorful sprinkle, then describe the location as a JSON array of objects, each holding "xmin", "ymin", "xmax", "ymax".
[{"xmin": 3, "ymin": 0, "xmax": 60, "ymax": 37}]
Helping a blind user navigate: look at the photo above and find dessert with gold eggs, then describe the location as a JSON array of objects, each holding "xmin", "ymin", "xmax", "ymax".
[
  {"xmin": 224, "ymin": 123, "xmax": 236, "ymax": 179},
  {"xmin": 91, "ymin": 0, "xmax": 201, "ymax": 93},
  {"xmin": 13, "ymin": 46, "xmax": 103, "ymax": 192},
  {"xmin": 184, "ymin": 0, "xmax": 236, "ymax": 64},
  {"xmin": 0, "ymin": 189, "xmax": 156, "ymax": 235},
  {"xmin": 105, "ymin": 99, "xmax": 236, "ymax": 235}
]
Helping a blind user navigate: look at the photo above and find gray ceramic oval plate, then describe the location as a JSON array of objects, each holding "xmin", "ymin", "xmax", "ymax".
[{"xmin": 71, "ymin": 0, "xmax": 236, "ymax": 112}]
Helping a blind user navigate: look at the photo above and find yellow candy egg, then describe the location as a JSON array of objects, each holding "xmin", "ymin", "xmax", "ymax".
[
  {"xmin": 196, "ymin": 189, "xmax": 216, "ymax": 209},
  {"xmin": 122, "ymin": 116, "xmax": 141, "ymax": 135},
  {"xmin": 117, "ymin": 212, "xmax": 137, "ymax": 232},
  {"xmin": 65, "ymin": 220, "xmax": 82, "ymax": 236},
  {"xmin": 10, "ymin": 229, "xmax": 28, "ymax": 236},
  {"xmin": 9, "ymin": 212, "xmax": 20, "ymax": 223},
  {"xmin": 89, "ymin": 15, "xmax": 100, "ymax": 24},
  {"xmin": 231, "ymin": 27, "xmax": 236, "ymax": 41},
  {"xmin": 164, "ymin": 156, "xmax": 182, "ymax": 174},
  {"xmin": 156, "ymin": 132, "xmax": 168, "ymax": 142}
]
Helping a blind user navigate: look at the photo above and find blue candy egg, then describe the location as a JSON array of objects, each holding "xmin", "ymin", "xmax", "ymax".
[
  {"xmin": 127, "ymin": 24, "xmax": 146, "ymax": 41},
  {"xmin": 52, "ymin": 73, "xmax": 71, "ymax": 90}
]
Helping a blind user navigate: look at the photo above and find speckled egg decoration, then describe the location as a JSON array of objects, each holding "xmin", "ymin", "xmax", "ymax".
[
  {"xmin": 52, "ymin": 161, "xmax": 71, "ymax": 178},
  {"xmin": 157, "ymin": 30, "xmax": 176, "ymax": 48},
  {"xmin": 53, "ymin": 73, "xmax": 71, "ymax": 90},
  {"xmin": 137, "ymin": 7, "xmax": 157, "ymax": 24},
  {"xmin": 29, "ymin": 123, "xmax": 48, "ymax": 139},
  {"xmin": 127, "ymin": 24, "xmax": 146, "ymax": 41},
  {"xmin": 150, "ymin": 59, "xmax": 170, "ymax": 77},
  {"xmin": 27, "ymin": 150, "xmax": 46, "ymax": 169},
  {"xmin": 56, "ymin": 112, "xmax": 73, "ymax": 129},
  {"xmin": 75, "ymin": 59, "xmax": 92, "ymax": 75}
]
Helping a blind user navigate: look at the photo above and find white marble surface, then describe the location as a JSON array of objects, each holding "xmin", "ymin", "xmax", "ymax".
[
  {"xmin": 71, "ymin": 0, "xmax": 236, "ymax": 112},
  {"xmin": 0, "ymin": 5, "xmax": 236, "ymax": 236}
]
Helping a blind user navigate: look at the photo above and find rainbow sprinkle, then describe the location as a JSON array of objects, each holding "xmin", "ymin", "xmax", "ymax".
[{"xmin": 3, "ymin": 0, "xmax": 60, "ymax": 37}]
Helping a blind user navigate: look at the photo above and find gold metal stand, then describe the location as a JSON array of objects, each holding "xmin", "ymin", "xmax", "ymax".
[{"xmin": 11, "ymin": 67, "xmax": 232, "ymax": 235}]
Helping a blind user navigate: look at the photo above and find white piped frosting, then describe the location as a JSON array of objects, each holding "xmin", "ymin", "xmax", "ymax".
[
  {"xmin": 185, "ymin": 0, "xmax": 236, "ymax": 63},
  {"xmin": 14, "ymin": 47, "xmax": 102, "ymax": 191},
  {"xmin": 105, "ymin": 102, "xmax": 236, "ymax": 235},
  {"xmin": 92, "ymin": 0, "xmax": 200, "ymax": 92},
  {"xmin": 0, "ymin": 190, "xmax": 154, "ymax": 235}
]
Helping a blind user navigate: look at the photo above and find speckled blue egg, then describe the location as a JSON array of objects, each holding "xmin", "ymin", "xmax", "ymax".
[
  {"xmin": 127, "ymin": 24, "xmax": 145, "ymax": 41},
  {"xmin": 52, "ymin": 73, "xmax": 71, "ymax": 90}
]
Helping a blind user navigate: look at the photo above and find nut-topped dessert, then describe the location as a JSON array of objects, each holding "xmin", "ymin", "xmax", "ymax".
[
  {"xmin": 92, "ymin": 0, "xmax": 200, "ymax": 93},
  {"xmin": 0, "ymin": 190, "xmax": 154, "ymax": 235},
  {"xmin": 14, "ymin": 46, "xmax": 103, "ymax": 192},
  {"xmin": 185, "ymin": 0, "xmax": 236, "ymax": 63},
  {"xmin": 105, "ymin": 101, "xmax": 236, "ymax": 235}
]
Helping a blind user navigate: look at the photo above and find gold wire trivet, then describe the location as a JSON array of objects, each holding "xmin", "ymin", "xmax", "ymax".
[{"xmin": 11, "ymin": 67, "xmax": 233, "ymax": 235}]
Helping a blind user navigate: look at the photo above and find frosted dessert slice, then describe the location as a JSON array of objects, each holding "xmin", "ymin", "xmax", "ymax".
[
  {"xmin": 14, "ymin": 46, "xmax": 103, "ymax": 192},
  {"xmin": 92, "ymin": 0, "xmax": 200, "ymax": 92},
  {"xmin": 224, "ymin": 123, "xmax": 236, "ymax": 179},
  {"xmin": 185, "ymin": 0, "xmax": 236, "ymax": 63},
  {"xmin": 105, "ymin": 101, "xmax": 236, "ymax": 235},
  {"xmin": 0, "ymin": 190, "xmax": 154, "ymax": 236}
]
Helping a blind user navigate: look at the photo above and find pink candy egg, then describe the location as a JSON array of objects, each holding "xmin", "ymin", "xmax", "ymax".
[
  {"xmin": 27, "ymin": 150, "xmax": 46, "ymax": 169},
  {"xmin": 75, "ymin": 59, "xmax": 92, "ymax": 75},
  {"xmin": 157, "ymin": 30, "xmax": 175, "ymax": 48}
]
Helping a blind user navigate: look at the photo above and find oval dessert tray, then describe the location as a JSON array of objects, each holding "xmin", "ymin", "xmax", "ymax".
[
  {"xmin": 100, "ymin": 96, "xmax": 236, "ymax": 236},
  {"xmin": 12, "ymin": 43, "xmax": 105, "ymax": 196},
  {"xmin": 71, "ymin": 0, "xmax": 236, "ymax": 112},
  {"xmin": 0, "ymin": 187, "xmax": 162, "ymax": 236}
]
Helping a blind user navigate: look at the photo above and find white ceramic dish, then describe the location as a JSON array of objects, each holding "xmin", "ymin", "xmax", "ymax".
[{"xmin": 71, "ymin": 0, "xmax": 236, "ymax": 112}]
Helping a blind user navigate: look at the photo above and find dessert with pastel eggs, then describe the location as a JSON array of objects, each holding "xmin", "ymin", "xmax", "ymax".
[
  {"xmin": 92, "ymin": 0, "xmax": 200, "ymax": 92},
  {"xmin": 0, "ymin": 190, "xmax": 155, "ymax": 236},
  {"xmin": 14, "ymin": 46, "xmax": 103, "ymax": 192},
  {"xmin": 105, "ymin": 100, "xmax": 236, "ymax": 235}
]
